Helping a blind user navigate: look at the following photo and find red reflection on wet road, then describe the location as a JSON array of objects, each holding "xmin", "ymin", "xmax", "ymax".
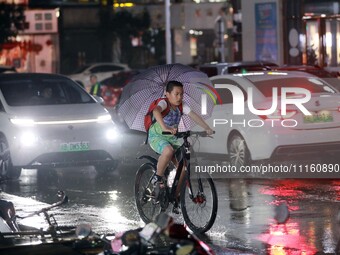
[
  {"xmin": 259, "ymin": 179, "xmax": 315, "ymax": 197},
  {"xmin": 331, "ymin": 180, "xmax": 340, "ymax": 201},
  {"xmin": 258, "ymin": 221, "xmax": 318, "ymax": 254},
  {"xmin": 256, "ymin": 179, "xmax": 339, "ymax": 253}
]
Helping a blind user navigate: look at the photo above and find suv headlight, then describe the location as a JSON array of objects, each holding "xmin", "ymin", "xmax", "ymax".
[
  {"xmin": 10, "ymin": 118, "xmax": 35, "ymax": 126},
  {"xmin": 106, "ymin": 127, "xmax": 119, "ymax": 141},
  {"xmin": 20, "ymin": 131, "xmax": 38, "ymax": 147}
]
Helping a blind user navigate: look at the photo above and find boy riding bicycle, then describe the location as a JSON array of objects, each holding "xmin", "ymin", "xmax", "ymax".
[{"xmin": 147, "ymin": 80, "xmax": 214, "ymax": 212}]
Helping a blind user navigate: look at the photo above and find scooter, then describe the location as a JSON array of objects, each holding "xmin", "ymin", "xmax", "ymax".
[
  {"xmin": 1, "ymin": 193, "xmax": 214, "ymax": 254},
  {"xmin": 75, "ymin": 213, "xmax": 215, "ymax": 255}
]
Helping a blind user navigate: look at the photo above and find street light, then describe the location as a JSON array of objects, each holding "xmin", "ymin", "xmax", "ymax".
[
  {"xmin": 165, "ymin": 0, "xmax": 171, "ymax": 64},
  {"xmin": 215, "ymin": 12, "xmax": 226, "ymax": 62}
]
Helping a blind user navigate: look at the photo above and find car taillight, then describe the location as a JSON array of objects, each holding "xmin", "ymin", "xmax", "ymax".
[{"xmin": 258, "ymin": 109, "xmax": 297, "ymax": 120}]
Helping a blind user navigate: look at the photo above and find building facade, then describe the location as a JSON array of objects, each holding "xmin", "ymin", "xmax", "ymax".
[
  {"xmin": 2, "ymin": 0, "xmax": 340, "ymax": 73},
  {"xmin": 242, "ymin": 0, "xmax": 340, "ymax": 71},
  {"xmin": 0, "ymin": 1, "xmax": 60, "ymax": 73}
]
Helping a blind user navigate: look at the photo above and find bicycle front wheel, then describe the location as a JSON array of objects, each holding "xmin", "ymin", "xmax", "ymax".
[
  {"xmin": 134, "ymin": 163, "xmax": 161, "ymax": 223},
  {"xmin": 180, "ymin": 172, "xmax": 218, "ymax": 234}
]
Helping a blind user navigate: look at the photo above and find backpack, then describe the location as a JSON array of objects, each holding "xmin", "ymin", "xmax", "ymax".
[{"xmin": 144, "ymin": 97, "xmax": 183, "ymax": 144}]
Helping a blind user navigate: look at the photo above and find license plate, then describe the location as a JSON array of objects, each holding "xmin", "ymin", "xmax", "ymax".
[
  {"xmin": 303, "ymin": 110, "xmax": 333, "ymax": 123},
  {"xmin": 60, "ymin": 141, "xmax": 90, "ymax": 152}
]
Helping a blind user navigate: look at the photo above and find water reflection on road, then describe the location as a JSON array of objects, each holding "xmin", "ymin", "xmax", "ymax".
[
  {"xmin": 1, "ymin": 163, "xmax": 340, "ymax": 253},
  {"xmin": 3, "ymin": 165, "xmax": 142, "ymax": 233}
]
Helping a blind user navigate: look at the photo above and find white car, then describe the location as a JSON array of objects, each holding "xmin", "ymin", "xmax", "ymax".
[
  {"xmin": 0, "ymin": 65, "xmax": 16, "ymax": 73},
  {"xmin": 193, "ymin": 71, "xmax": 340, "ymax": 167},
  {"xmin": 67, "ymin": 63, "xmax": 130, "ymax": 91},
  {"xmin": 0, "ymin": 73, "xmax": 121, "ymax": 179}
]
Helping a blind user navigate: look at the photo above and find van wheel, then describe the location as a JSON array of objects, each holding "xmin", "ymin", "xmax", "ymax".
[
  {"xmin": 0, "ymin": 137, "xmax": 22, "ymax": 180},
  {"xmin": 228, "ymin": 134, "xmax": 251, "ymax": 168}
]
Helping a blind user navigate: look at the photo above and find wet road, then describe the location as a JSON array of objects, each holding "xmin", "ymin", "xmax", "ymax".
[
  {"xmin": 1, "ymin": 130, "xmax": 340, "ymax": 253},
  {"xmin": 1, "ymin": 162, "xmax": 340, "ymax": 253}
]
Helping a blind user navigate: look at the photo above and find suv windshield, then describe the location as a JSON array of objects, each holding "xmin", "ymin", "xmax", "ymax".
[{"xmin": 0, "ymin": 75, "xmax": 94, "ymax": 106}]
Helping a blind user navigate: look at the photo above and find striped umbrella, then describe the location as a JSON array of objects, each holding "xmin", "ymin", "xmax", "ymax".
[{"xmin": 117, "ymin": 63, "xmax": 220, "ymax": 132}]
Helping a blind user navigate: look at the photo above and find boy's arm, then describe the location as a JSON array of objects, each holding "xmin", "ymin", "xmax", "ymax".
[
  {"xmin": 153, "ymin": 106, "xmax": 177, "ymax": 134},
  {"xmin": 188, "ymin": 111, "xmax": 214, "ymax": 135}
]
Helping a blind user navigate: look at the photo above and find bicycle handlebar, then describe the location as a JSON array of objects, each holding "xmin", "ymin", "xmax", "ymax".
[
  {"xmin": 162, "ymin": 130, "xmax": 215, "ymax": 138},
  {"xmin": 16, "ymin": 190, "xmax": 68, "ymax": 219}
]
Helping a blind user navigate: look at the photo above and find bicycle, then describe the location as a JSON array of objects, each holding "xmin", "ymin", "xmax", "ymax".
[
  {"xmin": 0, "ymin": 191, "xmax": 74, "ymax": 243},
  {"xmin": 134, "ymin": 131, "xmax": 218, "ymax": 234}
]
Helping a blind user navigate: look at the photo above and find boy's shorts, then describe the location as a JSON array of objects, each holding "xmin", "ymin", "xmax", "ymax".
[{"xmin": 148, "ymin": 123, "xmax": 181, "ymax": 154}]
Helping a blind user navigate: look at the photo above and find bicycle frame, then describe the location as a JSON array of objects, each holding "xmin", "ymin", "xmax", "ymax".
[
  {"xmin": 136, "ymin": 130, "xmax": 217, "ymax": 234},
  {"xmin": 167, "ymin": 147, "xmax": 186, "ymax": 203},
  {"xmin": 138, "ymin": 131, "xmax": 203, "ymax": 205}
]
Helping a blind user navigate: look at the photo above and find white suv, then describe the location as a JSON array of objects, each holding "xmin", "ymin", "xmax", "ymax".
[
  {"xmin": 0, "ymin": 73, "xmax": 121, "ymax": 179},
  {"xmin": 193, "ymin": 71, "xmax": 340, "ymax": 167}
]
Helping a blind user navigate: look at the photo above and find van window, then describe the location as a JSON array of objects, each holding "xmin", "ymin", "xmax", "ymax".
[
  {"xmin": 199, "ymin": 67, "xmax": 218, "ymax": 77},
  {"xmin": 212, "ymin": 78, "xmax": 247, "ymax": 104},
  {"xmin": 252, "ymin": 77, "xmax": 336, "ymax": 97}
]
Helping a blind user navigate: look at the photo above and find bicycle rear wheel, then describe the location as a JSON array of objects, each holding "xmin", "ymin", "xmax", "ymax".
[
  {"xmin": 134, "ymin": 163, "xmax": 161, "ymax": 223},
  {"xmin": 180, "ymin": 172, "xmax": 218, "ymax": 234}
]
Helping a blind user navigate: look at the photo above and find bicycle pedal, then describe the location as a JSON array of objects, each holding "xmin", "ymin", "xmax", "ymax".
[
  {"xmin": 152, "ymin": 201, "xmax": 160, "ymax": 205},
  {"xmin": 172, "ymin": 206, "xmax": 181, "ymax": 215}
]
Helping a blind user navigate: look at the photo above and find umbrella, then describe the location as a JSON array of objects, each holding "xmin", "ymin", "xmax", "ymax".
[{"xmin": 117, "ymin": 63, "xmax": 221, "ymax": 132}]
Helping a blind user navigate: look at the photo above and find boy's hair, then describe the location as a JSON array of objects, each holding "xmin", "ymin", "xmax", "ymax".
[{"xmin": 166, "ymin": 80, "xmax": 183, "ymax": 93}]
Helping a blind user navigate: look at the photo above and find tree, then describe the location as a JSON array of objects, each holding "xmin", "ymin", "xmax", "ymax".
[
  {"xmin": 142, "ymin": 28, "xmax": 166, "ymax": 65},
  {"xmin": 111, "ymin": 9, "xmax": 151, "ymax": 66},
  {"xmin": 0, "ymin": 3, "xmax": 25, "ymax": 49},
  {"xmin": 110, "ymin": 9, "xmax": 168, "ymax": 67}
]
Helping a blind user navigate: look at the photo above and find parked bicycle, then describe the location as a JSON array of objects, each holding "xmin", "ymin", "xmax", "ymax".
[
  {"xmin": 0, "ymin": 190, "xmax": 73, "ymax": 243},
  {"xmin": 134, "ymin": 131, "xmax": 218, "ymax": 234}
]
